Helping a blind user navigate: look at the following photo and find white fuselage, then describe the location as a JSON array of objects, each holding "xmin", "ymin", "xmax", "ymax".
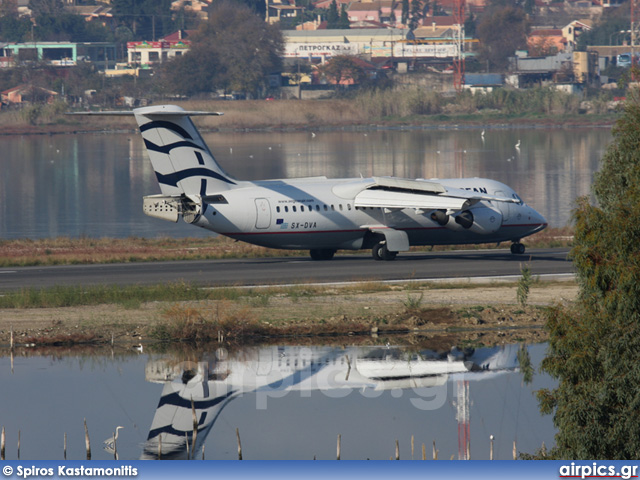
[{"xmin": 191, "ymin": 176, "xmax": 546, "ymax": 250}]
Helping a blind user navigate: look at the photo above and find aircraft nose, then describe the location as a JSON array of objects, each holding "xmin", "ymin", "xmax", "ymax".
[{"xmin": 529, "ymin": 208, "xmax": 547, "ymax": 232}]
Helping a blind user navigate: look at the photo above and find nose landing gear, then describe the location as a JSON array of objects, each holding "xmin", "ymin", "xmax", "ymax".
[
  {"xmin": 310, "ymin": 249, "xmax": 336, "ymax": 260},
  {"xmin": 510, "ymin": 242, "xmax": 526, "ymax": 254}
]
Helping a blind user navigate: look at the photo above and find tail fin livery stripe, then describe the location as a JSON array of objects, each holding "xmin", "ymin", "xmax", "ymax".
[
  {"xmin": 134, "ymin": 105, "xmax": 235, "ymax": 195},
  {"xmin": 155, "ymin": 168, "xmax": 236, "ymax": 187},
  {"xmin": 200, "ymin": 179, "xmax": 209, "ymax": 216},
  {"xmin": 143, "ymin": 138, "xmax": 204, "ymax": 155},
  {"xmin": 140, "ymin": 120, "xmax": 193, "ymax": 140}
]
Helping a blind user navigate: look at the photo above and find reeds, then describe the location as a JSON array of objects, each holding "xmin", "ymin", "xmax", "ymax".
[{"xmin": 0, "ymin": 423, "xmax": 535, "ymax": 460}]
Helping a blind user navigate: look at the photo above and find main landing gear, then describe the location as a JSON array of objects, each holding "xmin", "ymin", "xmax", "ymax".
[
  {"xmin": 372, "ymin": 241, "xmax": 397, "ymax": 261},
  {"xmin": 510, "ymin": 242, "xmax": 526, "ymax": 254},
  {"xmin": 309, "ymin": 249, "xmax": 336, "ymax": 261}
]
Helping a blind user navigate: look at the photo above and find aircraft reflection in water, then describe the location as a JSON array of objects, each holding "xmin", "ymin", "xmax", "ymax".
[{"xmin": 140, "ymin": 344, "xmax": 519, "ymax": 460}]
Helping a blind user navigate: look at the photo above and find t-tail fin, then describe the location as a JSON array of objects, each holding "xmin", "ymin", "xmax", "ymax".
[{"xmin": 133, "ymin": 105, "xmax": 236, "ymax": 196}]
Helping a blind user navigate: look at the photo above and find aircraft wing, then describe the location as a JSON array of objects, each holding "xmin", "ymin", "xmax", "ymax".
[{"xmin": 354, "ymin": 177, "xmax": 519, "ymax": 212}]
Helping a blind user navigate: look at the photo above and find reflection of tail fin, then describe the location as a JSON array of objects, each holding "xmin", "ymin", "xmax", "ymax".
[
  {"xmin": 133, "ymin": 105, "xmax": 236, "ymax": 196},
  {"xmin": 141, "ymin": 379, "xmax": 237, "ymax": 460}
]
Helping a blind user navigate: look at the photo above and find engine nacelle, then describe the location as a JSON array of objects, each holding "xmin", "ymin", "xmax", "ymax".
[
  {"xmin": 430, "ymin": 206, "xmax": 502, "ymax": 234},
  {"xmin": 463, "ymin": 206, "xmax": 503, "ymax": 234}
]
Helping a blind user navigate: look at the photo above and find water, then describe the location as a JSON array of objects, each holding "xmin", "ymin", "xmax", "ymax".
[
  {"xmin": 0, "ymin": 342, "xmax": 556, "ymax": 460},
  {"xmin": 0, "ymin": 127, "xmax": 610, "ymax": 239}
]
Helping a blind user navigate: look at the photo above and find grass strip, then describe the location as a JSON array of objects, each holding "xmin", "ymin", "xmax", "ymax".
[{"xmin": 0, "ymin": 227, "xmax": 573, "ymax": 268}]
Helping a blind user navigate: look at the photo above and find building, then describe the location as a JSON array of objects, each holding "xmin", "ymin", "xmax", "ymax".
[
  {"xmin": 63, "ymin": 5, "xmax": 114, "ymax": 26},
  {"xmin": 265, "ymin": 0, "xmax": 303, "ymax": 24},
  {"xmin": 0, "ymin": 42, "xmax": 116, "ymax": 69},
  {"xmin": 1, "ymin": 84, "xmax": 58, "ymax": 106},
  {"xmin": 284, "ymin": 27, "xmax": 466, "ymax": 66},
  {"xmin": 284, "ymin": 28, "xmax": 407, "ymax": 61},
  {"xmin": 562, "ymin": 20, "xmax": 592, "ymax": 51},
  {"xmin": 347, "ymin": 1, "xmax": 403, "ymax": 26},
  {"xmin": 527, "ymin": 29, "xmax": 566, "ymax": 56},
  {"xmin": 127, "ymin": 39, "xmax": 191, "ymax": 67},
  {"xmin": 170, "ymin": 0, "xmax": 212, "ymax": 20}
]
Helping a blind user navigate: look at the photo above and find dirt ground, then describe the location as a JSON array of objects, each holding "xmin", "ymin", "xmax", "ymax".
[{"xmin": 0, "ymin": 281, "xmax": 578, "ymax": 348}]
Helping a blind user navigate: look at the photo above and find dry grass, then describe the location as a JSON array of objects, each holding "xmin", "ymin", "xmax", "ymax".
[
  {"xmin": 0, "ymin": 235, "xmax": 306, "ymax": 267},
  {"xmin": 0, "ymin": 99, "xmax": 370, "ymax": 134},
  {"xmin": 22, "ymin": 332, "xmax": 103, "ymax": 346},
  {"xmin": 0, "ymin": 227, "xmax": 572, "ymax": 268},
  {"xmin": 150, "ymin": 300, "xmax": 437, "ymax": 344},
  {"xmin": 0, "ymin": 94, "xmax": 618, "ymax": 136}
]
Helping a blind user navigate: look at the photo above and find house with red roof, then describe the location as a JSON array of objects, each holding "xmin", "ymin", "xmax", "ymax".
[
  {"xmin": 347, "ymin": 1, "xmax": 403, "ymax": 26},
  {"xmin": 2, "ymin": 84, "xmax": 58, "ymax": 106},
  {"xmin": 527, "ymin": 28, "xmax": 566, "ymax": 56}
]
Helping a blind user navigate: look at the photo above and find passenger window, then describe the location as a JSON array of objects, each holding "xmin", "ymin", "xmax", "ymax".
[
  {"xmin": 339, "ymin": 204, "xmax": 343, "ymax": 211},
  {"xmin": 285, "ymin": 206, "xmax": 289, "ymax": 212},
  {"xmin": 293, "ymin": 206, "xmax": 297, "ymax": 212},
  {"xmin": 347, "ymin": 204, "xmax": 351, "ymax": 210},
  {"xmin": 316, "ymin": 205, "xmax": 320, "ymax": 211},
  {"xmin": 276, "ymin": 206, "xmax": 280, "ymax": 213},
  {"xmin": 331, "ymin": 205, "xmax": 335, "ymax": 211},
  {"xmin": 324, "ymin": 205, "xmax": 328, "ymax": 211}
]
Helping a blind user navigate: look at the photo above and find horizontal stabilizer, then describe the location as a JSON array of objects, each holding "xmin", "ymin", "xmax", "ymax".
[{"xmin": 67, "ymin": 109, "xmax": 223, "ymax": 117}]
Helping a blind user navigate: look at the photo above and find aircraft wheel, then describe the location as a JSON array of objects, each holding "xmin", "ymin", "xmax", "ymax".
[
  {"xmin": 510, "ymin": 242, "xmax": 526, "ymax": 255},
  {"xmin": 372, "ymin": 242, "xmax": 384, "ymax": 261},
  {"xmin": 372, "ymin": 242, "xmax": 397, "ymax": 261},
  {"xmin": 310, "ymin": 249, "xmax": 336, "ymax": 261}
]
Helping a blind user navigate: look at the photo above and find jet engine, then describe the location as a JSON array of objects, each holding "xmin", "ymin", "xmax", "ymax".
[{"xmin": 430, "ymin": 205, "xmax": 502, "ymax": 234}]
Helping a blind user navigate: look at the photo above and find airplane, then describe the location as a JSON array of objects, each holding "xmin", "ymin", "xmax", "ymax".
[
  {"xmin": 84, "ymin": 104, "xmax": 547, "ymax": 261},
  {"xmin": 140, "ymin": 344, "xmax": 519, "ymax": 459}
]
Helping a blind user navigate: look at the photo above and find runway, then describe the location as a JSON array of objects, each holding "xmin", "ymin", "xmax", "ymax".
[{"xmin": 0, "ymin": 248, "xmax": 572, "ymax": 292}]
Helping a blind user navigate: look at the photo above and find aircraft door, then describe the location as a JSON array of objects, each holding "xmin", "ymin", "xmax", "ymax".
[
  {"xmin": 254, "ymin": 198, "xmax": 271, "ymax": 229},
  {"xmin": 494, "ymin": 190, "xmax": 511, "ymax": 221}
]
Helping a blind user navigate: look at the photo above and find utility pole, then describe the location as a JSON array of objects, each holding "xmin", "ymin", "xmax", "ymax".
[
  {"xmin": 452, "ymin": 0, "xmax": 466, "ymax": 92},
  {"xmin": 632, "ymin": 0, "xmax": 640, "ymax": 78}
]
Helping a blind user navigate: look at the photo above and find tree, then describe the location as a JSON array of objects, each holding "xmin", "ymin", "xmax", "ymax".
[
  {"xmin": 390, "ymin": 0, "xmax": 397, "ymax": 23},
  {"xmin": 408, "ymin": 0, "xmax": 423, "ymax": 32},
  {"xmin": 29, "ymin": 0, "xmax": 64, "ymax": 17},
  {"xmin": 476, "ymin": 5, "xmax": 528, "ymax": 71},
  {"xmin": 576, "ymin": 9, "xmax": 630, "ymax": 50},
  {"xmin": 157, "ymin": 1, "xmax": 283, "ymax": 97},
  {"xmin": 401, "ymin": 0, "xmax": 409, "ymax": 25},
  {"xmin": 537, "ymin": 88, "xmax": 640, "ymax": 459},
  {"xmin": 33, "ymin": 13, "xmax": 112, "ymax": 42},
  {"xmin": 0, "ymin": 1, "xmax": 31, "ymax": 42},
  {"xmin": 327, "ymin": 0, "xmax": 340, "ymax": 28},
  {"xmin": 319, "ymin": 55, "xmax": 366, "ymax": 87},
  {"xmin": 464, "ymin": 13, "xmax": 476, "ymax": 39},
  {"xmin": 111, "ymin": 0, "xmax": 177, "ymax": 40},
  {"xmin": 338, "ymin": 4, "xmax": 350, "ymax": 29}
]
